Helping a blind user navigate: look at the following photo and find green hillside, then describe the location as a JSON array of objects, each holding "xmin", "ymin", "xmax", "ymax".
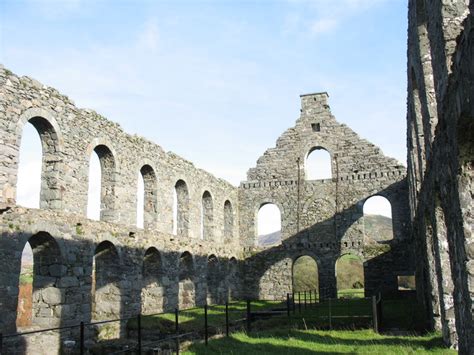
[{"xmin": 364, "ymin": 214, "xmax": 393, "ymax": 242}]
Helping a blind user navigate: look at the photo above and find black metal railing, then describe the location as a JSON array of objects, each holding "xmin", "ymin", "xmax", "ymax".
[{"xmin": 0, "ymin": 292, "xmax": 383, "ymax": 354}]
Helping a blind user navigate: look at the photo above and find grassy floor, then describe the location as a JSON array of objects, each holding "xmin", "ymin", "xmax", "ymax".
[
  {"xmin": 128, "ymin": 301, "xmax": 282, "ymax": 333},
  {"xmin": 183, "ymin": 329, "xmax": 455, "ymax": 354}
]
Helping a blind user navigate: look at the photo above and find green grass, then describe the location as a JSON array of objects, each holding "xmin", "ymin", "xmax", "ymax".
[
  {"xmin": 183, "ymin": 329, "xmax": 454, "ymax": 354},
  {"xmin": 128, "ymin": 301, "xmax": 282, "ymax": 333},
  {"xmin": 19, "ymin": 273, "xmax": 33, "ymax": 285}
]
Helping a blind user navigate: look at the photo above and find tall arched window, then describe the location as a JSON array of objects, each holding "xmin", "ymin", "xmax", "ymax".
[
  {"xmin": 16, "ymin": 117, "xmax": 60, "ymax": 209},
  {"xmin": 178, "ymin": 251, "xmax": 195, "ymax": 309},
  {"xmin": 293, "ymin": 256, "xmax": 318, "ymax": 293},
  {"xmin": 363, "ymin": 195, "xmax": 393, "ymax": 241},
  {"xmin": 224, "ymin": 200, "xmax": 233, "ymax": 239},
  {"xmin": 201, "ymin": 191, "xmax": 214, "ymax": 240},
  {"xmin": 173, "ymin": 180, "xmax": 189, "ymax": 236},
  {"xmin": 305, "ymin": 147, "xmax": 332, "ymax": 180},
  {"xmin": 92, "ymin": 241, "xmax": 121, "ymax": 322},
  {"xmin": 336, "ymin": 254, "xmax": 364, "ymax": 298},
  {"xmin": 141, "ymin": 247, "xmax": 163, "ymax": 314},
  {"xmin": 257, "ymin": 203, "xmax": 281, "ymax": 246},
  {"xmin": 87, "ymin": 145, "xmax": 116, "ymax": 222},
  {"xmin": 137, "ymin": 165, "xmax": 157, "ymax": 229},
  {"xmin": 17, "ymin": 232, "xmax": 63, "ymax": 329},
  {"xmin": 206, "ymin": 255, "xmax": 220, "ymax": 304}
]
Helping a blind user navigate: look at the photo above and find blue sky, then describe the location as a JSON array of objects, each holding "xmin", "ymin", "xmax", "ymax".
[{"xmin": 1, "ymin": 0, "xmax": 408, "ymax": 192}]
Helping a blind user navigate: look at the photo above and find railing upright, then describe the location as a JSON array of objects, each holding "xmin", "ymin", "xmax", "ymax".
[
  {"xmin": 225, "ymin": 302, "xmax": 229, "ymax": 337},
  {"xmin": 309, "ymin": 290, "xmax": 312, "ymax": 307},
  {"xmin": 286, "ymin": 293, "xmax": 290, "ymax": 317},
  {"xmin": 204, "ymin": 304, "xmax": 208, "ymax": 346},
  {"xmin": 80, "ymin": 321, "xmax": 84, "ymax": 355},
  {"xmin": 329, "ymin": 298, "xmax": 332, "ymax": 330},
  {"xmin": 137, "ymin": 314, "xmax": 142, "ymax": 355},
  {"xmin": 372, "ymin": 296, "xmax": 378, "ymax": 333},
  {"xmin": 298, "ymin": 292, "xmax": 301, "ymax": 313},
  {"xmin": 304, "ymin": 291, "xmax": 307, "ymax": 309},
  {"xmin": 175, "ymin": 308, "xmax": 179, "ymax": 334},
  {"xmin": 246, "ymin": 300, "xmax": 251, "ymax": 333}
]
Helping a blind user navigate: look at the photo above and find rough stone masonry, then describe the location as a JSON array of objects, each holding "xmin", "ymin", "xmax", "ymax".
[
  {"xmin": 406, "ymin": 0, "xmax": 473, "ymax": 353},
  {"xmin": 0, "ymin": 1, "xmax": 472, "ymax": 353},
  {"xmin": 0, "ymin": 65, "xmax": 414, "ymax": 353}
]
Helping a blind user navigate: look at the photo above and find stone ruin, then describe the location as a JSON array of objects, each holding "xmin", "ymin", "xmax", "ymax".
[
  {"xmin": 0, "ymin": 0, "xmax": 472, "ymax": 353},
  {"xmin": 406, "ymin": 0, "xmax": 473, "ymax": 353}
]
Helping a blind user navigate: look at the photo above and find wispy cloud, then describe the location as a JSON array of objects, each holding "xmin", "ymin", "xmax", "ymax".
[
  {"xmin": 137, "ymin": 19, "xmax": 160, "ymax": 52},
  {"xmin": 285, "ymin": 0, "xmax": 387, "ymax": 36},
  {"xmin": 26, "ymin": 0, "xmax": 82, "ymax": 18}
]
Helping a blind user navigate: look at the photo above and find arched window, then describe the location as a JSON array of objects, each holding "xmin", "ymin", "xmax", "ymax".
[
  {"xmin": 336, "ymin": 254, "xmax": 364, "ymax": 298},
  {"xmin": 201, "ymin": 191, "xmax": 213, "ymax": 240},
  {"xmin": 16, "ymin": 117, "xmax": 60, "ymax": 209},
  {"xmin": 141, "ymin": 247, "xmax": 163, "ymax": 314},
  {"xmin": 178, "ymin": 251, "xmax": 195, "ymax": 309},
  {"xmin": 92, "ymin": 241, "xmax": 121, "ymax": 322},
  {"xmin": 173, "ymin": 180, "xmax": 189, "ymax": 236},
  {"xmin": 206, "ymin": 255, "xmax": 220, "ymax": 304},
  {"xmin": 224, "ymin": 200, "xmax": 233, "ymax": 239},
  {"xmin": 257, "ymin": 203, "xmax": 281, "ymax": 246},
  {"xmin": 363, "ymin": 195, "xmax": 393, "ymax": 241},
  {"xmin": 87, "ymin": 145, "xmax": 116, "ymax": 222},
  {"xmin": 17, "ymin": 232, "xmax": 63, "ymax": 329},
  {"xmin": 293, "ymin": 256, "xmax": 318, "ymax": 294},
  {"xmin": 305, "ymin": 147, "xmax": 332, "ymax": 180},
  {"xmin": 137, "ymin": 165, "xmax": 157, "ymax": 229}
]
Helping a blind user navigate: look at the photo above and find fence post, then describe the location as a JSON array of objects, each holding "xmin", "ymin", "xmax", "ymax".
[
  {"xmin": 309, "ymin": 290, "xmax": 312, "ymax": 307},
  {"xmin": 137, "ymin": 314, "xmax": 142, "ymax": 355},
  {"xmin": 286, "ymin": 293, "xmax": 290, "ymax": 317},
  {"xmin": 0, "ymin": 332, "xmax": 3, "ymax": 355},
  {"xmin": 329, "ymin": 298, "xmax": 332, "ymax": 330},
  {"xmin": 204, "ymin": 304, "xmax": 208, "ymax": 346},
  {"xmin": 175, "ymin": 308, "xmax": 180, "ymax": 354},
  {"xmin": 246, "ymin": 300, "xmax": 251, "ymax": 333},
  {"xmin": 372, "ymin": 296, "xmax": 378, "ymax": 333},
  {"xmin": 298, "ymin": 292, "xmax": 302, "ymax": 313},
  {"xmin": 292, "ymin": 292, "xmax": 296, "ymax": 314},
  {"xmin": 304, "ymin": 291, "xmax": 307, "ymax": 309},
  {"xmin": 80, "ymin": 321, "xmax": 85, "ymax": 355},
  {"xmin": 225, "ymin": 302, "xmax": 229, "ymax": 337},
  {"xmin": 175, "ymin": 308, "xmax": 179, "ymax": 334}
]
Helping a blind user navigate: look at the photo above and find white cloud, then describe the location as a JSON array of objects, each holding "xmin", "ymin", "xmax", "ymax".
[
  {"xmin": 137, "ymin": 19, "xmax": 160, "ymax": 52},
  {"xmin": 285, "ymin": 0, "xmax": 387, "ymax": 36},
  {"xmin": 310, "ymin": 18, "xmax": 338, "ymax": 35}
]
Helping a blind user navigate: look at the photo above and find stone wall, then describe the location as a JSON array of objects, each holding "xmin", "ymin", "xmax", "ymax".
[
  {"xmin": 407, "ymin": 0, "xmax": 473, "ymax": 352},
  {"xmin": 0, "ymin": 66, "xmax": 241, "ymax": 353},
  {"xmin": 239, "ymin": 93, "xmax": 414, "ymax": 301}
]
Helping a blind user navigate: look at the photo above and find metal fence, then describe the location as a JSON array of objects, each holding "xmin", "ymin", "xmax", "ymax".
[{"xmin": 0, "ymin": 292, "xmax": 383, "ymax": 354}]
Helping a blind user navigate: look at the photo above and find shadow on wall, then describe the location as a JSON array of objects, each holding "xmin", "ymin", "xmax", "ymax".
[
  {"xmin": 242, "ymin": 180, "xmax": 414, "ymax": 301},
  {"xmin": 0, "ymin": 224, "xmax": 242, "ymax": 355}
]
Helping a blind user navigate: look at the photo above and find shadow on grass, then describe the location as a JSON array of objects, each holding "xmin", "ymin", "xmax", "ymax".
[
  {"xmin": 185, "ymin": 329, "xmax": 453, "ymax": 355},
  {"xmin": 286, "ymin": 329, "xmax": 449, "ymax": 350}
]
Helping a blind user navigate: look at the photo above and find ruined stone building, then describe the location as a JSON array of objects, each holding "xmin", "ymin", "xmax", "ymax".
[
  {"xmin": 406, "ymin": 0, "xmax": 473, "ymax": 353},
  {"xmin": 0, "ymin": 0, "xmax": 472, "ymax": 353}
]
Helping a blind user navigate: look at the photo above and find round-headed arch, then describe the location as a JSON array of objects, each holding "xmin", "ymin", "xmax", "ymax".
[
  {"xmin": 256, "ymin": 201, "xmax": 282, "ymax": 247},
  {"xmin": 363, "ymin": 194, "xmax": 393, "ymax": 242},
  {"xmin": 15, "ymin": 108, "xmax": 63, "ymax": 209},
  {"xmin": 173, "ymin": 179, "xmax": 189, "ymax": 236},
  {"xmin": 305, "ymin": 146, "xmax": 332, "ymax": 180}
]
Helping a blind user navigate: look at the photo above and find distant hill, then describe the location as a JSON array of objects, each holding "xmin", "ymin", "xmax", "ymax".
[
  {"xmin": 258, "ymin": 231, "xmax": 281, "ymax": 246},
  {"xmin": 364, "ymin": 214, "xmax": 393, "ymax": 242}
]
